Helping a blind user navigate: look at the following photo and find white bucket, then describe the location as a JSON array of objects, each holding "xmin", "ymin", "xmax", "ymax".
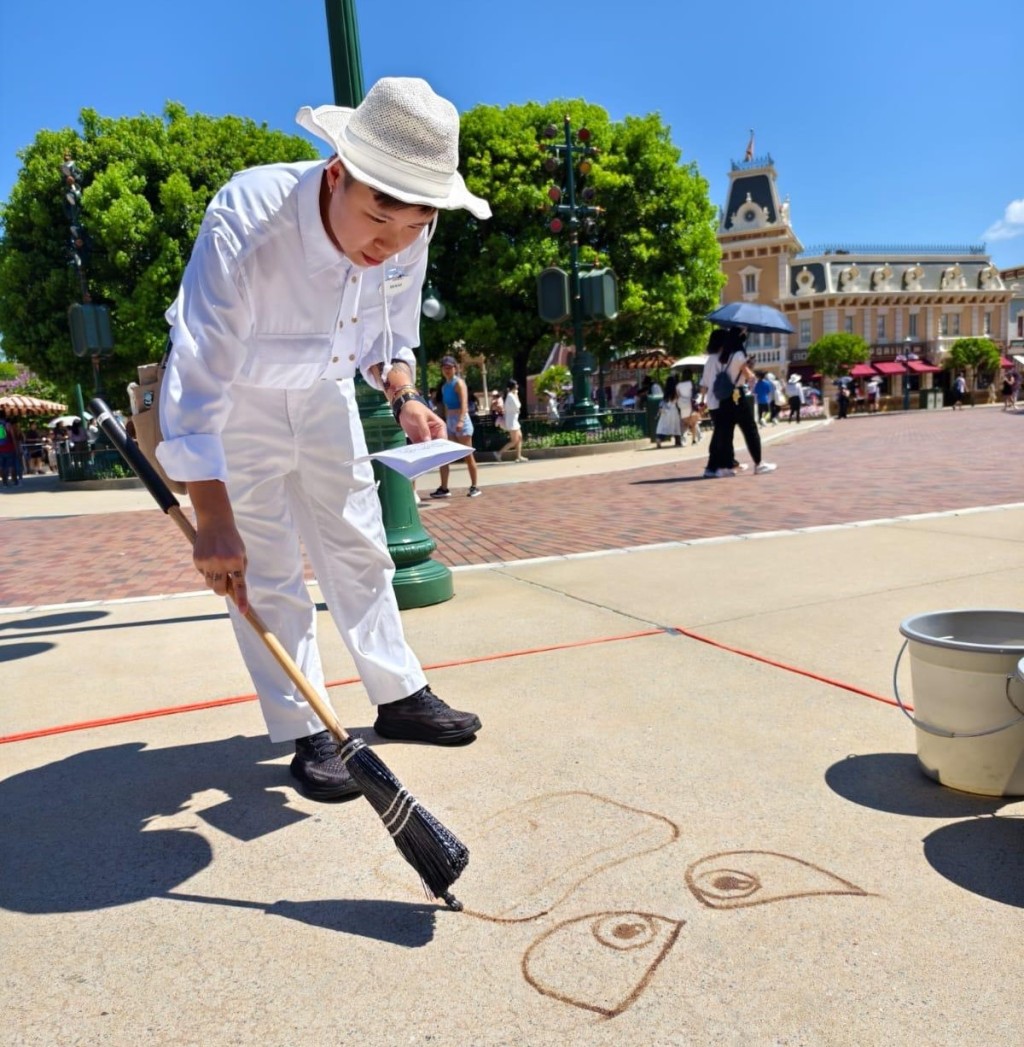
[{"xmin": 895, "ymin": 609, "xmax": 1024, "ymax": 797}]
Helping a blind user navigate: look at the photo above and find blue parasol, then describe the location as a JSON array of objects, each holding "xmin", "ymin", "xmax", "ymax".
[{"xmin": 707, "ymin": 302, "xmax": 794, "ymax": 334}]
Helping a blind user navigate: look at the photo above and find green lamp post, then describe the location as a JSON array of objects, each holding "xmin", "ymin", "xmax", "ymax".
[
  {"xmin": 322, "ymin": 0, "xmax": 454, "ymax": 608},
  {"xmin": 538, "ymin": 117, "xmax": 617, "ymax": 430}
]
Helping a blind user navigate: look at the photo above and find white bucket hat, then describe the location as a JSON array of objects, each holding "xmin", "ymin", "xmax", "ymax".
[{"xmin": 296, "ymin": 77, "xmax": 491, "ymax": 220}]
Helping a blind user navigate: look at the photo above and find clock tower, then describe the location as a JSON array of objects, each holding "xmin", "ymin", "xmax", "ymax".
[{"xmin": 716, "ymin": 149, "xmax": 803, "ymax": 369}]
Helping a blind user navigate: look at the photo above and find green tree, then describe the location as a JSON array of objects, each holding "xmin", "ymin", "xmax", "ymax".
[
  {"xmin": 533, "ymin": 364, "xmax": 571, "ymax": 398},
  {"xmin": 944, "ymin": 337, "xmax": 1001, "ymax": 404},
  {"xmin": 0, "ymin": 104, "xmax": 317, "ymax": 407},
  {"xmin": 421, "ymin": 100, "xmax": 723, "ymax": 396},
  {"xmin": 806, "ymin": 332, "xmax": 871, "ymax": 379}
]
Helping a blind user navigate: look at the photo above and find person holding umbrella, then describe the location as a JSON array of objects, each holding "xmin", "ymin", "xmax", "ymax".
[{"xmin": 700, "ymin": 328, "xmax": 776, "ymax": 477}]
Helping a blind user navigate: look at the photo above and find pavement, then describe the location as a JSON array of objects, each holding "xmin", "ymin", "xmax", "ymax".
[{"xmin": 2, "ymin": 405, "xmax": 1023, "ymax": 1046}]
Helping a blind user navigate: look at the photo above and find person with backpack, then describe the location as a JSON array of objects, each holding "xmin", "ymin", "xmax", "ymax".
[
  {"xmin": 0, "ymin": 410, "xmax": 21, "ymax": 487},
  {"xmin": 699, "ymin": 328, "xmax": 777, "ymax": 478}
]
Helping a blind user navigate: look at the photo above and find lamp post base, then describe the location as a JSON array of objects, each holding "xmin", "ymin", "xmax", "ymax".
[{"xmin": 355, "ymin": 376, "xmax": 454, "ymax": 610}]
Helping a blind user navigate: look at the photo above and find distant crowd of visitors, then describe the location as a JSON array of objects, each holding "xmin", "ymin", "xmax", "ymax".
[{"xmin": 0, "ymin": 412, "xmax": 93, "ymax": 488}]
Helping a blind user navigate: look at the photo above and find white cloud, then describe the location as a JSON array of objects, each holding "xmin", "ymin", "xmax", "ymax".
[{"xmin": 983, "ymin": 199, "xmax": 1024, "ymax": 241}]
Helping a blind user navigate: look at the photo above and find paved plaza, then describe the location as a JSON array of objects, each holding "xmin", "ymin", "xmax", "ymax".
[{"xmin": 2, "ymin": 406, "xmax": 1022, "ymax": 1046}]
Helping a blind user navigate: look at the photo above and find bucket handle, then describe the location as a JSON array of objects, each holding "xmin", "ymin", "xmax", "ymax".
[{"xmin": 892, "ymin": 640, "xmax": 1024, "ymax": 738}]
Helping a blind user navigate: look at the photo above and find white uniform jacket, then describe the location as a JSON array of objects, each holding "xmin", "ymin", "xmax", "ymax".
[{"xmin": 157, "ymin": 159, "xmax": 428, "ymax": 484}]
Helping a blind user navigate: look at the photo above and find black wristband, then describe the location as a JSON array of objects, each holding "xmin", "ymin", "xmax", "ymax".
[{"xmin": 391, "ymin": 391, "xmax": 429, "ymax": 423}]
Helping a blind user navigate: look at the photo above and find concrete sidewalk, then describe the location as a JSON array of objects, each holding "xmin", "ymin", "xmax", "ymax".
[{"xmin": 2, "ymin": 415, "xmax": 1023, "ymax": 1046}]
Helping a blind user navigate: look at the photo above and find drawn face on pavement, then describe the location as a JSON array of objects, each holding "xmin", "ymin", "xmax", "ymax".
[{"xmin": 321, "ymin": 160, "xmax": 435, "ymax": 268}]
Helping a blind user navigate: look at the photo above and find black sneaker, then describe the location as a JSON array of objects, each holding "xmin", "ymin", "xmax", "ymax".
[
  {"xmin": 467, "ymin": 486, "xmax": 482, "ymax": 498},
  {"xmin": 430, "ymin": 487, "xmax": 451, "ymax": 499},
  {"xmin": 374, "ymin": 685, "xmax": 481, "ymax": 745},
  {"xmin": 290, "ymin": 730, "xmax": 361, "ymax": 801}
]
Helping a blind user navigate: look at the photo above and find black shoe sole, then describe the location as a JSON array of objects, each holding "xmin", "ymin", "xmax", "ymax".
[
  {"xmin": 372, "ymin": 718, "xmax": 481, "ymax": 746},
  {"xmin": 289, "ymin": 761, "xmax": 361, "ymax": 802}
]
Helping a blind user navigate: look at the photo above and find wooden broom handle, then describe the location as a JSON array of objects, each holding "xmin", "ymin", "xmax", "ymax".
[
  {"xmin": 91, "ymin": 398, "xmax": 352, "ymax": 745},
  {"xmin": 165, "ymin": 505, "xmax": 353, "ymax": 744}
]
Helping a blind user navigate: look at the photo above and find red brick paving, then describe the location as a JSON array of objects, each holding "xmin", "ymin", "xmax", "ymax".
[{"xmin": 2, "ymin": 409, "xmax": 1021, "ymax": 609}]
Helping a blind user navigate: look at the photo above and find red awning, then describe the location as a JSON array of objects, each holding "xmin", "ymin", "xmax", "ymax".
[
  {"xmin": 906, "ymin": 360, "xmax": 942, "ymax": 374},
  {"xmin": 1001, "ymin": 356, "xmax": 1015, "ymax": 368},
  {"xmin": 849, "ymin": 363, "xmax": 878, "ymax": 377},
  {"xmin": 873, "ymin": 361, "xmax": 907, "ymax": 375}
]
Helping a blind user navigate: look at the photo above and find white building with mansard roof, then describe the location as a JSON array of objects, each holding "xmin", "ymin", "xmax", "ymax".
[{"xmin": 716, "ymin": 151, "xmax": 1013, "ymax": 397}]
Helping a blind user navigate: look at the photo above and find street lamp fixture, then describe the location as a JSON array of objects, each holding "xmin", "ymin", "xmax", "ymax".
[{"xmin": 536, "ymin": 115, "xmax": 617, "ymax": 430}]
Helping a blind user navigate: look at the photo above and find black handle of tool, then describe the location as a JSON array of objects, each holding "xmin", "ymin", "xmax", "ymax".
[{"xmin": 90, "ymin": 397, "xmax": 180, "ymax": 514}]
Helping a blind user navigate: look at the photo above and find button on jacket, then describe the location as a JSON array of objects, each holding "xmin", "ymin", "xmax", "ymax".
[{"xmin": 157, "ymin": 159, "xmax": 428, "ymax": 484}]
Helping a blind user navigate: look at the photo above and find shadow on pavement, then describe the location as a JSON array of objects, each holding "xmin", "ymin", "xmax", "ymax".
[
  {"xmin": 826, "ymin": 752, "xmax": 1022, "ymax": 908},
  {"xmin": 0, "ymin": 640, "xmax": 55, "ymax": 662},
  {"xmin": 166, "ymin": 893, "xmax": 439, "ymax": 946},
  {"xmin": 825, "ymin": 753, "xmax": 1006, "ymax": 819},
  {"xmin": 0, "ymin": 735, "xmax": 301, "ymax": 914},
  {"xmin": 922, "ymin": 816, "xmax": 1024, "ymax": 909},
  {"xmin": 0, "ymin": 610, "xmax": 110, "ymax": 631},
  {"xmin": 629, "ymin": 474, "xmax": 706, "ymax": 486}
]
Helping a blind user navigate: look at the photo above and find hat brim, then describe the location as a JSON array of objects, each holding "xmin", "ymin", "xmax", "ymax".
[{"xmin": 296, "ymin": 105, "xmax": 491, "ymax": 220}]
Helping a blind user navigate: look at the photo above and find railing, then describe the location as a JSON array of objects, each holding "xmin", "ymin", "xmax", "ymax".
[
  {"xmin": 798, "ymin": 243, "xmax": 987, "ymax": 258},
  {"xmin": 56, "ymin": 447, "xmax": 127, "ymax": 482},
  {"xmin": 730, "ymin": 154, "xmax": 774, "ymax": 171}
]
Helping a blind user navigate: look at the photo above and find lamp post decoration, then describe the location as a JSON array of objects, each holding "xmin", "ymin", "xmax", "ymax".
[{"xmin": 537, "ymin": 116, "xmax": 617, "ymax": 428}]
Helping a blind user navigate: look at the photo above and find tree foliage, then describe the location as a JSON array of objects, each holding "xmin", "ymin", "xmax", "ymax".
[
  {"xmin": 421, "ymin": 100, "xmax": 723, "ymax": 391},
  {"xmin": 0, "ymin": 105, "xmax": 317, "ymax": 406},
  {"xmin": 944, "ymin": 337, "xmax": 1001, "ymax": 374},
  {"xmin": 806, "ymin": 332, "xmax": 871, "ymax": 378},
  {"xmin": 533, "ymin": 365, "xmax": 571, "ymax": 398},
  {"xmin": 1, "ymin": 99, "xmax": 723, "ymax": 409}
]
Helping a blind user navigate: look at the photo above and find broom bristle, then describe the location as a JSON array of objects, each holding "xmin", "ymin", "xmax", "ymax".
[{"xmin": 341, "ymin": 738, "xmax": 469, "ymax": 905}]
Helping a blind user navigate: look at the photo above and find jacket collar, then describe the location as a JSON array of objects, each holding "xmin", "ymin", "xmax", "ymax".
[{"xmin": 297, "ymin": 162, "xmax": 349, "ymax": 277}]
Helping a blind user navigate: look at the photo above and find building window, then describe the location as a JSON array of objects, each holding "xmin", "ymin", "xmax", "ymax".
[
  {"xmin": 739, "ymin": 266, "xmax": 760, "ymax": 298},
  {"xmin": 984, "ymin": 311, "xmax": 992, "ymax": 335},
  {"xmin": 876, "ymin": 315, "xmax": 886, "ymax": 341},
  {"xmin": 800, "ymin": 319, "xmax": 811, "ymax": 346},
  {"xmin": 908, "ymin": 313, "xmax": 918, "ymax": 338},
  {"xmin": 951, "ymin": 313, "xmax": 960, "ymax": 336},
  {"xmin": 940, "ymin": 314, "xmax": 949, "ymax": 336},
  {"xmin": 844, "ymin": 315, "xmax": 854, "ymax": 334}
]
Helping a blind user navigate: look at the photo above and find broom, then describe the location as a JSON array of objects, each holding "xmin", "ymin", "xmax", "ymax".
[{"xmin": 91, "ymin": 398, "xmax": 469, "ymax": 910}]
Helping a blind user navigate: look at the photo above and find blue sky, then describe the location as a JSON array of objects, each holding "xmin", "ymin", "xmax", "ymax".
[{"xmin": 1, "ymin": 0, "xmax": 1022, "ymax": 269}]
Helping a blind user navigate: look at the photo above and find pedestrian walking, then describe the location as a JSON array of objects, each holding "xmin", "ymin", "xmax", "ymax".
[
  {"xmin": 432, "ymin": 354, "xmax": 482, "ymax": 496},
  {"xmin": 951, "ymin": 372, "xmax": 967, "ymax": 410},
  {"xmin": 786, "ymin": 373, "xmax": 805, "ymax": 422},
  {"xmin": 700, "ymin": 328, "xmax": 776, "ymax": 477},
  {"xmin": 498, "ymin": 378, "xmax": 527, "ymax": 462},
  {"xmin": 655, "ymin": 374, "xmax": 684, "ymax": 448},
  {"xmin": 754, "ymin": 372, "xmax": 773, "ymax": 427}
]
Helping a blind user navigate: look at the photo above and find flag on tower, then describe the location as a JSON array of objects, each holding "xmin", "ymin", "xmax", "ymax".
[{"xmin": 744, "ymin": 130, "xmax": 755, "ymax": 162}]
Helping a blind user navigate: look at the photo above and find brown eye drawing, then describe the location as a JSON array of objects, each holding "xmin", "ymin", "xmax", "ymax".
[
  {"xmin": 522, "ymin": 910, "xmax": 684, "ymax": 1018},
  {"xmin": 378, "ymin": 791, "xmax": 680, "ymax": 923},
  {"xmin": 686, "ymin": 850, "xmax": 870, "ymax": 909}
]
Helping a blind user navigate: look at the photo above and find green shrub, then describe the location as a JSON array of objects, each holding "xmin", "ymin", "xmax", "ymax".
[{"xmin": 523, "ymin": 425, "xmax": 644, "ymax": 449}]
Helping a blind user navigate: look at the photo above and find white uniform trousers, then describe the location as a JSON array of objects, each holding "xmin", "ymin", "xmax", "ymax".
[{"xmin": 221, "ymin": 379, "xmax": 427, "ymax": 743}]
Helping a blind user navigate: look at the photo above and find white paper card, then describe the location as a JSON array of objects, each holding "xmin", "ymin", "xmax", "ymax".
[{"xmin": 349, "ymin": 438, "xmax": 472, "ymax": 480}]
